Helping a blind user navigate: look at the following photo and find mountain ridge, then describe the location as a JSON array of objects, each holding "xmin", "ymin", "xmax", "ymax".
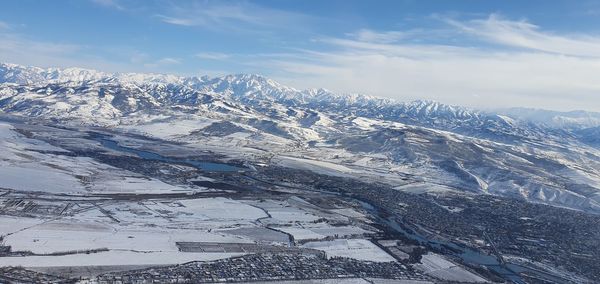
[
  {"xmin": 3, "ymin": 62, "xmax": 599, "ymax": 131},
  {"xmin": 0, "ymin": 62, "xmax": 594, "ymax": 148},
  {"xmin": 1, "ymin": 62, "xmax": 600, "ymax": 213}
]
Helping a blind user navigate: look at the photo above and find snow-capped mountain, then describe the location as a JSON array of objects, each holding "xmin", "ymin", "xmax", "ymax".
[
  {"xmin": 0, "ymin": 63, "xmax": 562, "ymax": 140},
  {"xmin": 0, "ymin": 62, "xmax": 185, "ymax": 85},
  {"xmin": 1, "ymin": 62, "xmax": 600, "ymax": 213},
  {"xmin": 576, "ymin": 126, "xmax": 600, "ymax": 147},
  {"xmin": 495, "ymin": 107, "xmax": 600, "ymax": 129}
]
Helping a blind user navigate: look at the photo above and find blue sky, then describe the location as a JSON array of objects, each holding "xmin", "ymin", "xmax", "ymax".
[{"xmin": 1, "ymin": 0, "xmax": 600, "ymax": 111}]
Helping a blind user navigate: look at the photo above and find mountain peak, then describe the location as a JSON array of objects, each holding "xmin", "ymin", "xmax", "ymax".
[{"xmin": 2, "ymin": 62, "xmax": 597, "ymax": 132}]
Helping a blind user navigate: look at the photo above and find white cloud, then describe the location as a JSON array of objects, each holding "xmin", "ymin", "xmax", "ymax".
[
  {"xmin": 447, "ymin": 14, "xmax": 600, "ymax": 58},
  {"xmin": 3, "ymin": 11, "xmax": 599, "ymax": 112},
  {"xmin": 156, "ymin": 1, "xmax": 313, "ymax": 33},
  {"xmin": 156, "ymin": 3, "xmax": 264, "ymax": 27},
  {"xmin": 348, "ymin": 29, "xmax": 409, "ymax": 44},
  {"xmin": 257, "ymin": 16, "xmax": 600, "ymax": 112},
  {"xmin": 0, "ymin": 33, "xmax": 83, "ymax": 65},
  {"xmin": 156, "ymin": 57, "xmax": 181, "ymax": 65},
  {"xmin": 90, "ymin": 0, "xmax": 124, "ymax": 11},
  {"xmin": 143, "ymin": 57, "xmax": 181, "ymax": 68},
  {"xmin": 156, "ymin": 16, "xmax": 196, "ymax": 27},
  {"xmin": 0, "ymin": 21, "xmax": 9, "ymax": 30},
  {"xmin": 0, "ymin": 32, "xmax": 174, "ymax": 74},
  {"xmin": 195, "ymin": 52, "xmax": 231, "ymax": 60},
  {"xmin": 129, "ymin": 51, "xmax": 149, "ymax": 64},
  {"xmin": 192, "ymin": 68, "xmax": 231, "ymax": 77}
]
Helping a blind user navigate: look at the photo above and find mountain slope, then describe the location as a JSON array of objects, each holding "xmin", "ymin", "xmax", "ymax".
[
  {"xmin": 497, "ymin": 107, "xmax": 600, "ymax": 129},
  {"xmin": 1, "ymin": 62, "xmax": 600, "ymax": 212}
]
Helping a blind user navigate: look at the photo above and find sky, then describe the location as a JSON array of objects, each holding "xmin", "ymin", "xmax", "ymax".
[{"xmin": 1, "ymin": 0, "xmax": 600, "ymax": 111}]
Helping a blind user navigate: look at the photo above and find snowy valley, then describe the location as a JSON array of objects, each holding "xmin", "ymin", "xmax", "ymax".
[{"xmin": 0, "ymin": 63, "xmax": 599, "ymax": 283}]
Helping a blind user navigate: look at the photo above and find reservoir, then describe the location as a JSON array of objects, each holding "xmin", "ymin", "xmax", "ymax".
[{"xmin": 91, "ymin": 133, "xmax": 242, "ymax": 173}]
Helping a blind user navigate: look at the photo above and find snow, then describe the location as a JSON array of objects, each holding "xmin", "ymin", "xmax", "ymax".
[
  {"xmin": 352, "ymin": 117, "xmax": 378, "ymax": 130},
  {"xmin": 0, "ymin": 215, "xmax": 46, "ymax": 236},
  {"xmin": 2, "ymin": 62, "xmax": 600, "ymax": 279},
  {"xmin": 0, "ymin": 123, "xmax": 87, "ymax": 193},
  {"xmin": 177, "ymin": 197, "xmax": 268, "ymax": 220},
  {"xmin": 309, "ymin": 226, "xmax": 370, "ymax": 238},
  {"xmin": 89, "ymin": 175, "xmax": 190, "ymax": 194},
  {"xmin": 329, "ymin": 208, "xmax": 367, "ymax": 219},
  {"xmin": 0, "ymin": 122, "xmax": 17, "ymax": 139},
  {"xmin": 274, "ymin": 227, "xmax": 325, "ymax": 241},
  {"xmin": 0, "ymin": 196, "xmax": 268, "ymax": 266},
  {"xmin": 274, "ymin": 156, "xmax": 355, "ymax": 177},
  {"xmin": 3, "ymin": 221, "xmax": 250, "ymax": 254},
  {"xmin": 0, "ymin": 251, "xmax": 243, "ymax": 267},
  {"xmin": 415, "ymin": 253, "xmax": 487, "ymax": 283},
  {"xmin": 394, "ymin": 183, "xmax": 455, "ymax": 194},
  {"xmin": 267, "ymin": 207, "xmax": 321, "ymax": 222},
  {"xmin": 119, "ymin": 118, "xmax": 216, "ymax": 139},
  {"xmin": 302, "ymin": 239, "xmax": 396, "ymax": 262},
  {"xmin": 0, "ymin": 165, "xmax": 84, "ymax": 193},
  {"xmin": 0, "ymin": 122, "xmax": 204, "ymax": 194}
]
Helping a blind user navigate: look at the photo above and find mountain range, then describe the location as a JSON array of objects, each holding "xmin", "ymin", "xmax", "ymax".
[{"xmin": 1, "ymin": 62, "xmax": 600, "ymax": 213}]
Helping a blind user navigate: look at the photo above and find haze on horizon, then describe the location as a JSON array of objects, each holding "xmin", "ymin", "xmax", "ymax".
[{"xmin": 1, "ymin": 0, "xmax": 600, "ymax": 112}]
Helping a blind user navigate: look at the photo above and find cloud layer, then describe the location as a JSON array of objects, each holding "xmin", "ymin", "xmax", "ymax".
[{"xmin": 263, "ymin": 15, "xmax": 600, "ymax": 111}]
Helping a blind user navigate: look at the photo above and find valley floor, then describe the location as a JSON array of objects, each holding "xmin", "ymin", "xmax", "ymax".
[{"xmin": 0, "ymin": 118, "xmax": 598, "ymax": 284}]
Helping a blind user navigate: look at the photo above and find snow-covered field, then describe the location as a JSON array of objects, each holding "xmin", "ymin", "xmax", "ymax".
[
  {"xmin": 302, "ymin": 239, "xmax": 396, "ymax": 262},
  {"xmin": 0, "ymin": 121, "xmax": 381, "ymax": 268},
  {"xmin": 414, "ymin": 253, "xmax": 487, "ymax": 283},
  {"xmin": 0, "ymin": 196, "xmax": 266, "ymax": 249},
  {"xmin": 274, "ymin": 227, "xmax": 326, "ymax": 240},
  {"xmin": 0, "ymin": 194, "xmax": 272, "ymax": 268},
  {"xmin": 0, "ymin": 122, "xmax": 202, "ymax": 195},
  {"xmin": 0, "ymin": 251, "xmax": 244, "ymax": 267},
  {"xmin": 0, "ymin": 122, "xmax": 87, "ymax": 193}
]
